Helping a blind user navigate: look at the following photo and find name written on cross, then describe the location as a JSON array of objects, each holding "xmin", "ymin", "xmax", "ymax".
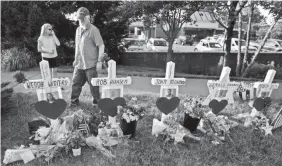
[{"xmin": 23, "ymin": 78, "xmax": 70, "ymax": 89}]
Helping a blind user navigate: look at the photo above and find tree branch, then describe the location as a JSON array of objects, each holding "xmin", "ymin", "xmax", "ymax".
[
  {"xmin": 235, "ymin": 0, "xmax": 248, "ymax": 16},
  {"xmin": 212, "ymin": 11, "xmax": 227, "ymax": 29}
]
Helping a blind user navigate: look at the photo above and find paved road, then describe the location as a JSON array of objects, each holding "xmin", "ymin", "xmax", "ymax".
[{"xmin": 2, "ymin": 71, "xmax": 282, "ymax": 100}]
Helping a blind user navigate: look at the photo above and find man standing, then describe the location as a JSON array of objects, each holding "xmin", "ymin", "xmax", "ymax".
[{"xmin": 71, "ymin": 7, "xmax": 106, "ymax": 107}]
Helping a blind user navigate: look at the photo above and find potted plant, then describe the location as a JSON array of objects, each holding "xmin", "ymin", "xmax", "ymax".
[
  {"xmin": 118, "ymin": 97, "xmax": 145, "ymax": 137},
  {"xmin": 66, "ymin": 131, "xmax": 85, "ymax": 156},
  {"xmin": 182, "ymin": 97, "xmax": 209, "ymax": 133}
]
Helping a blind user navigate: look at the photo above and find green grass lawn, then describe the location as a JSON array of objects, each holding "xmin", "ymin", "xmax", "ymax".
[{"xmin": 1, "ymin": 90, "xmax": 282, "ymax": 166}]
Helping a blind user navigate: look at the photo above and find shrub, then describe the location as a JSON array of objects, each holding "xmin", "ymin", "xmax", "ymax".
[
  {"xmin": 274, "ymin": 66, "xmax": 282, "ymax": 79},
  {"xmin": 246, "ymin": 62, "xmax": 274, "ymax": 78},
  {"xmin": 1, "ymin": 82, "xmax": 14, "ymax": 115},
  {"xmin": 1, "ymin": 47, "xmax": 37, "ymax": 71}
]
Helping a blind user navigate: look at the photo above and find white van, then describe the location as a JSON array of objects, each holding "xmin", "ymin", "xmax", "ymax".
[{"xmin": 217, "ymin": 38, "xmax": 257, "ymax": 52}]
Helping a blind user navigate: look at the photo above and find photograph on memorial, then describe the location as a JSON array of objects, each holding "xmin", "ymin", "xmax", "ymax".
[
  {"xmin": 161, "ymin": 87, "xmax": 177, "ymax": 99},
  {"xmin": 104, "ymin": 88, "xmax": 121, "ymax": 99},
  {"xmin": 36, "ymin": 87, "xmax": 62, "ymax": 101},
  {"xmin": 215, "ymin": 89, "xmax": 228, "ymax": 98}
]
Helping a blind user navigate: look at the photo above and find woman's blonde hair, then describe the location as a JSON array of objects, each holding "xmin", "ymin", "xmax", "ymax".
[{"xmin": 40, "ymin": 23, "xmax": 52, "ymax": 37}]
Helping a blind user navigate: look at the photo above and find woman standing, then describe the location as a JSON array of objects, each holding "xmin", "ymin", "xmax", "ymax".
[{"xmin": 37, "ymin": 23, "xmax": 60, "ymax": 78}]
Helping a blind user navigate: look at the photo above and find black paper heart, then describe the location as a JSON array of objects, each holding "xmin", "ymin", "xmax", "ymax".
[
  {"xmin": 156, "ymin": 97, "xmax": 180, "ymax": 115},
  {"xmin": 113, "ymin": 97, "xmax": 127, "ymax": 107},
  {"xmin": 35, "ymin": 99, "xmax": 67, "ymax": 119},
  {"xmin": 253, "ymin": 97, "xmax": 271, "ymax": 111},
  {"xmin": 209, "ymin": 99, "xmax": 228, "ymax": 114},
  {"xmin": 98, "ymin": 97, "xmax": 126, "ymax": 117}
]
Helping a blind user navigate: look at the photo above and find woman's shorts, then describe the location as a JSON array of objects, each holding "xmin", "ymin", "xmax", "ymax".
[{"xmin": 42, "ymin": 57, "xmax": 59, "ymax": 68}]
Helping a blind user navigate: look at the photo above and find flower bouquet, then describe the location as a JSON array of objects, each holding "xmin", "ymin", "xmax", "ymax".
[
  {"xmin": 97, "ymin": 121, "xmax": 123, "ymax": 147},
  {"xmin": 152, "ymin": 115, "xmax": 201, "ymax": 144},
  {"xmin": 118, "ymin": 97, "xmax": 145, "ymax": 137},
  {"xmin": 201, "ymin": 112, "xmax": 239, "ymax": 144},
  {"xmin": 182, "ymin": 97, "xmax": 209, "ymax": 132}
]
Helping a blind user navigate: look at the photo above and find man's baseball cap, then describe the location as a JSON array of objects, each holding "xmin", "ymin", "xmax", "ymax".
[{"xmin": 76, "ymin": 7, "xmax": 90, "ymax": 20}]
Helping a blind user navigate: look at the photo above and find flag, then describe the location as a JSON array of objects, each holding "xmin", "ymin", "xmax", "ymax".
[{"xmin": 271, "ymin": 107, "xmax": 282, "ymax": 130}]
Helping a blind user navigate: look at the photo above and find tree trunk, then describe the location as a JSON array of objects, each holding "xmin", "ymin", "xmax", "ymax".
[
  {"xmin": 167, "ymin": 40, "xmax": 173, "ymax": 62},
  {"xmin": 148, "ymin": 27, "xmax": 152, "ymax": 39},
  {"xmin": 224, "ymin": 21, "xmax": 236, "ymax": 67},
  {"xmin": 242, "ymin": 19, "xmax": 279, "ymax": 77},
  {"xmin": 236, "ymin": 12, "xmax": 242, "ymax": 77},
  {"xmin": 241, "ymin": 2, "xmax": 254, "ymax": 76}
]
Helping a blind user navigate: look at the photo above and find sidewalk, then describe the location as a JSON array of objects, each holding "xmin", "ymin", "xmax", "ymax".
[{"xmin": 2, "ymin": 67, "xmax": 282, "ymax": 99}]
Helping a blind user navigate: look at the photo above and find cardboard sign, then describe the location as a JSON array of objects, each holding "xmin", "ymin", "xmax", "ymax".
[
  {"xmin": 92, "ymin": 60, "xmax": 132, "ymax": 126},
  {"xmin": 203, "ymin": 67, "xmax": 240, "ymax": 107},
  {"xmin": 151, "ymin": 61, "xmax": 186, "ymax": 121}
]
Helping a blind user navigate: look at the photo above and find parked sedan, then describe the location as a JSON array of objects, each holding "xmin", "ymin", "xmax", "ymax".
[
  {"xmin": 194, "ymin": 40, "xmax": 222, "ymax": 52},
  {"xmin": 146, "ymin": 38, "xmax": 169, "ymax": 52},
  {"xmin": 174, "ymin": 36, "xmax": 194, "ymax": 45},
  {"xmin": 121, "ymin": 38, "xmax": 147, "ymax": 51}
]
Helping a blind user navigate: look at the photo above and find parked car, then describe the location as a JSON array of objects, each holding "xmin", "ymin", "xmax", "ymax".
[
  {"xmin": 203, "ymin": 36, "xmax": 219, "ymax": 42},
  {"xmin": 174, "ymin": 35, "xmax": 194, "ymax": 45},
  {"xmin": 262, "ymin": 39, "xmax": 282, "ymax": 52},
  {"xmin": 249, "ymin": 40, "xmax": 260, "ymax": 49},
  {"xmin": 121, "ymin": 38, "xmax": 147, "ymax": 51},
  {"xmin": 194, "ymin": 39, "xmax": 223, "ymax": 52},
  {"xmin": 217, "ymin": 37, "xmax": 257, "ymax": 52},
  {"xmin": 146, "ymin": 38, "xmax": 169, "ymax": 52}
]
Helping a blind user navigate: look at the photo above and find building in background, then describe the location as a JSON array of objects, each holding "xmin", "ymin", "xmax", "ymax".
[{"xmin": 128, "ymin": 11, "xmax": 246, "ymax": 41}]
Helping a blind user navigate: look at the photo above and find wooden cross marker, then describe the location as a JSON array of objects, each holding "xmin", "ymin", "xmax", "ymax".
[
  {"xmin": 250, "ymin": 69, "xmax": 279, "ymax": 116},
  {"xmin": 23, "ymin": 60, "xmax": 70, "ymax": 101},
  {"xmin": 151, "ymin": 61, "xmax": 186, "ymax": 121},
  {"xmin": 91, "ymin": 60, "xmax": 132, "ymax": 127},
  {"xmin": 203, "ymin": 67, "xmax": 240, "ymax": 105}
]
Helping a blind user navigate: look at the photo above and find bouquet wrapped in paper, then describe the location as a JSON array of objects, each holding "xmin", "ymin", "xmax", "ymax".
[
  {"xmin": 200, "ymin": 112, "xmax": 239, "ymax": 144},
  {"xmin": 152, "ymin": 116, "xmax": 201, "ymax": 144}
]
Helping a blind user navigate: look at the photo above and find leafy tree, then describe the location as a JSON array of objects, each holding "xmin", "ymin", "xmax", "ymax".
[
  {"xmin": 1, "ymin": 1, "xmax": 133, "ymax": 64},
  {"xmin": 132, "ymin": 1, "xmax": 202, "ymax": 62},
  {"xmin": 241, "ymin": 1, "xmax": 266, "ymax": 76},
  {"xmin": 270, "ymin": 24, "xmax": 282, "ymax": 39},
  {"xmin": 210, "ymin": 0, "xmax": 248, "ymax": 67},
  {"xmin": 242, "ymin": 1, "xmax": 282, "ymax": 77}
]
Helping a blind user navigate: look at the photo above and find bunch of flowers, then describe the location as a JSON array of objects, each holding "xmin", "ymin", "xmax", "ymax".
[
  {"xmin": 202, "ymin": 112, "xmax": 238, "ymax": 144},
  {"xmin": 183, "ymin": 97, "xmax": 209, "ymax": 119},
  {"xmin": 251, "ymin": 116, "xmax": 269, "ymax": 129},
  {"xmin": 118, "ymin": 97, "xmax": 145, "ymax": 123}
]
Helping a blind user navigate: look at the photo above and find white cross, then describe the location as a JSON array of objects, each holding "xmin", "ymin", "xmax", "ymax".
[
  {"xmin": 250, "ymin": 69, "xmax": 279, "ymax": 116},
  {"xmin": 151, "ymin": 61, "xmax": 186, "ymax": 121},
  {"xmin": 91, "ymin": 60, "xmax": 132, "ymax": 127},
  {"xmin": 202, "ymin": 67, "xmax": 240, "ymax": 106},
  {"xmin": 23, "ymin": 60, "xmax": 70, "ymax": 101}
]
